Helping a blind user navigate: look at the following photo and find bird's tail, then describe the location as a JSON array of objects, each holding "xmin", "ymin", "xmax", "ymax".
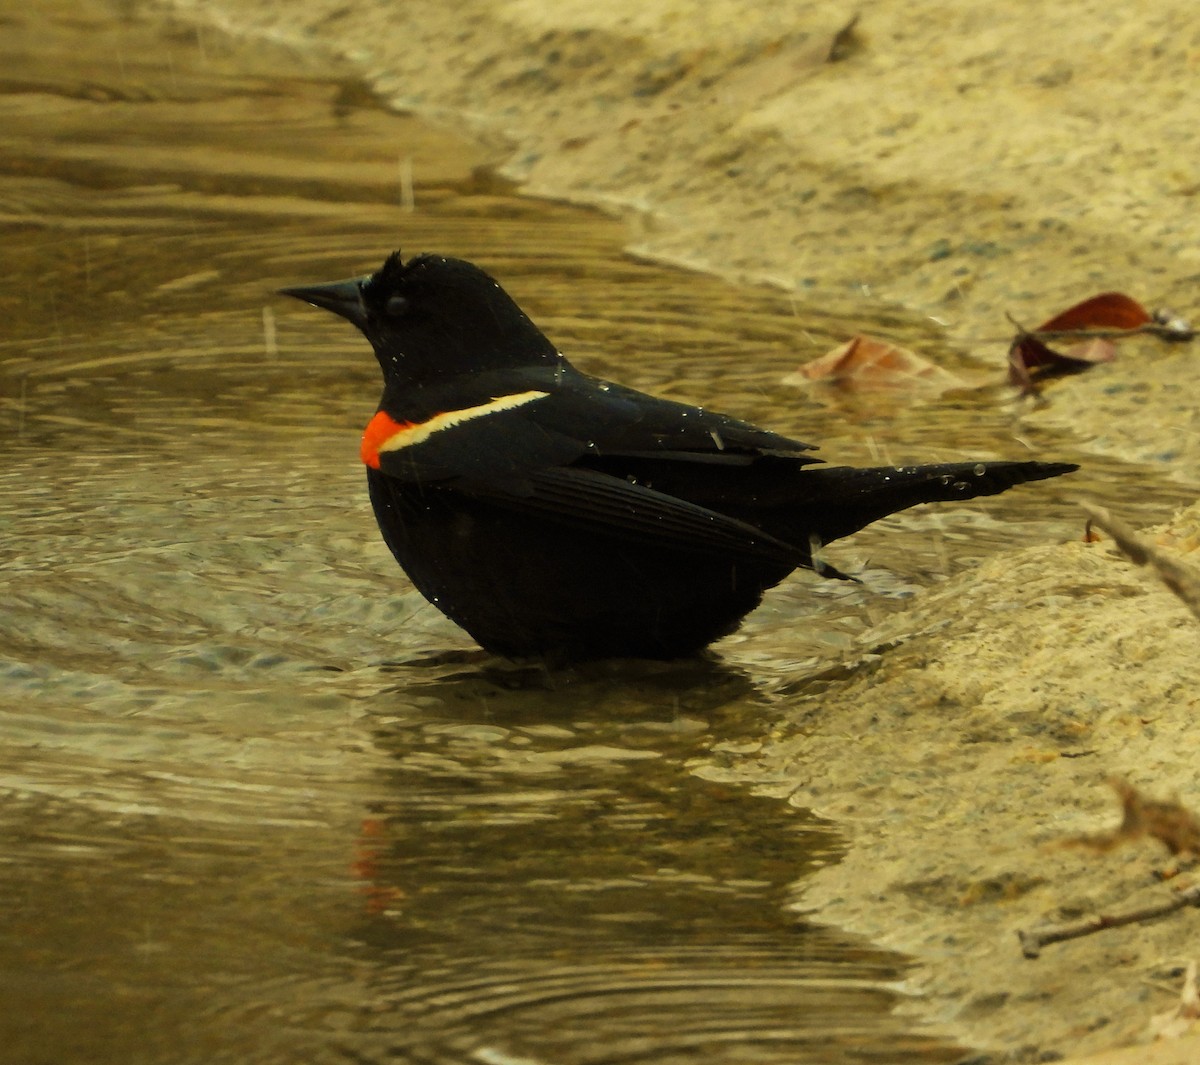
[{"xmin": 797, "ymin": 459, "xmax": 1077, "ymax": 550}]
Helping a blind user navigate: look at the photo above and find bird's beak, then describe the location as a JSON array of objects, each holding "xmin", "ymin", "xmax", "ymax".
[{"xmin": 278, "ymin": 277, "xmax": 367, "ymax": 329}]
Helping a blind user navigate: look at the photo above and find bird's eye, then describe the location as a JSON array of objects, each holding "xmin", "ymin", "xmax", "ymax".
[{"xmin": 385, "ymin": 295, "xmax": 408, "ymax": 317}]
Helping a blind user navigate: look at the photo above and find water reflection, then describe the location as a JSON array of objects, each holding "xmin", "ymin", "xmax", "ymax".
[
  {"xmin": 0, "ymin": 0, "xmax": 1176, "ymax": 1063},
  {"xmin": 346, "ymin": 671, "xmax": 956, "ymax": 1065}
]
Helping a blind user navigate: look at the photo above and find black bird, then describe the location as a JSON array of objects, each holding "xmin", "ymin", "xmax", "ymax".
[{"xmin": 281, "ymin": 252, "xmax": 1075, "ymax": 662}]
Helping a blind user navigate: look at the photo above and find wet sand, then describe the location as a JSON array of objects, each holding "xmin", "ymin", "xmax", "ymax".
[{"xmin": 147, "ymin": 0, "xmax": 1200, "ymax": 1058}]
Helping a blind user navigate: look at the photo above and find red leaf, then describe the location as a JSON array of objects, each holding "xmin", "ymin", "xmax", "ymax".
[
  {"xmin": 1008, "ymin": 291, "xmax": 1149, "ymax": 393},
  {"xmin": 1035, "ymin": 292, "xmax": 1151, "ymax": 332}
]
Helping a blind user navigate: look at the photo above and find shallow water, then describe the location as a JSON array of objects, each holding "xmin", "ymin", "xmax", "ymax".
[{"xmin": 1, "ymin": 1, "xmax": 1191, "ymax": 1063}]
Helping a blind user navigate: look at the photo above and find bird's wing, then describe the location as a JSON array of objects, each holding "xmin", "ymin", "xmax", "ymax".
[
  {"xmin": 460, "ymin": 465, "xmax": 806, "ymax": 565},
  {"xmin": 367, "ymin": 364, "xmax": 820, "ymax": 489},
  {"xmin": 553, "ymin": 375, "xmax": 821, "ymax": 464},
  {"xmin": 366, "ymin": 365, "xmax": 831, "ymax": 569}
]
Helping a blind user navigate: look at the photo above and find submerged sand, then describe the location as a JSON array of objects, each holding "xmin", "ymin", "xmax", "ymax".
[{"xmin": 154, "ymin": 0, "xmax": 1200, "ymax": 1058}]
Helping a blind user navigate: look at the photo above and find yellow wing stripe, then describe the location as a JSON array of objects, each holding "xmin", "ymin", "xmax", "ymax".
[{"xmin": 376, "ymin": 389, "xmax": 551, "ymax": 456}]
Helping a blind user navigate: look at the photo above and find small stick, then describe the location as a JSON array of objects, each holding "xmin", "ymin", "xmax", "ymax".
[
  {"xmin": 1080, "ymin": 502, "xmax": 1200, "ymax": 623},
  {"xmin": 1018, "ymin": 883, "xmax": 1200, "ymax": 959},
  {"xmin": 1004, "ymin": 313, "xmax": 1195, "ymax": 343}
]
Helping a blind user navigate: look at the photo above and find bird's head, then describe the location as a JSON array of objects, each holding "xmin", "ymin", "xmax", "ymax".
[{"xmin": 280, "ymin": 251, "xmax": 561, "ymax": 383}]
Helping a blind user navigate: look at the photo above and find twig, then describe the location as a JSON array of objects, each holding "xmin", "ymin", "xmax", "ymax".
[
  {"xmin": 1004, "ymin": 313, "xmax": 1196, "ymax": 343},
  {"xmin": 1018, "ymin": 883, "xmax": 1200, "ymax": 959},
  {"xmin": 1080, "ymin": 502, "xmax": 1200, "ymax": 623}
]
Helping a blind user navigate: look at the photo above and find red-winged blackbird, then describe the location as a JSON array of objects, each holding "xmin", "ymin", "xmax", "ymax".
[{"xmin": 281, "ymin": 252, "xmax": 1076, "ymax": 662}]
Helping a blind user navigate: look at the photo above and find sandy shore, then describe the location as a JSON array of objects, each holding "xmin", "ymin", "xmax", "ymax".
[{"xmin": 154, "ymin": 0, "xmax": 1200, "ymax": 1058}]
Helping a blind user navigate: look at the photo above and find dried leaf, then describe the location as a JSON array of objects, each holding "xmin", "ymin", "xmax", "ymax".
[
  {"xmin": 1061, "ymin": 337, "xmax": 1118, "ymax": 363},
  {"xmin": 1007, "ymin": 291, "xmax": 1151, "ymax": 393},
  {"xmin": 826, "ymin": 13, "xmax": 863, "ymax": 62},
  {"xmin": 1065, "ymin": 778, "xmax": 1200, "ymax": 859},
  {"xmin": 1037, "ymin": 292, "xmax": 1152, "ymax": 333},
  {"xmin": 785, "ymin": 334, "xmax": 965, "ymax": 391}
]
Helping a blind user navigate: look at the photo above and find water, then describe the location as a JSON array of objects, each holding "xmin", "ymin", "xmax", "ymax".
[{"xmin": 2, "ymin": 1, "xmax": 1190, "ymax": 1062}]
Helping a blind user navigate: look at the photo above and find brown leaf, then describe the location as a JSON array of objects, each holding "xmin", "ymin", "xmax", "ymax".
[
  {"xmin": 826, "ymin": 13, "xmax": 863, "ymax": 63},
  {"xmin": 784, "ymin": 334, "xmax": 964, "ymax": 391},
  {"xmin": 1036, "ymin": 291, "xmax": 1152, "ymax": 332},
  {"xmin": 1007, "ymin": 291, "xmax": 1151, "ymax": 393},
  {"xmin": 1065, "ymin": 778, "xmax": 1200, "ymax": 859}
]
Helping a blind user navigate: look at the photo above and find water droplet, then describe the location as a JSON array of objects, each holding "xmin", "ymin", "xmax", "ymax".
[
  {"xmin": 938, "ymin": 473, "xmax": 954, "ymax": 486},
  {"xmin": 953, "ymin": 481, "xmax": 970, "ymax": 492},
  {"xmin": 973, "ymin": 463, "xmax": 987, "ymax": 476}
]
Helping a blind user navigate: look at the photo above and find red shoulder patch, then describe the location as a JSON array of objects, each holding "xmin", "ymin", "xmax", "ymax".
[{"xmin": 361, "ymin": 410, "xmax": 411, "ymax": 470}]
